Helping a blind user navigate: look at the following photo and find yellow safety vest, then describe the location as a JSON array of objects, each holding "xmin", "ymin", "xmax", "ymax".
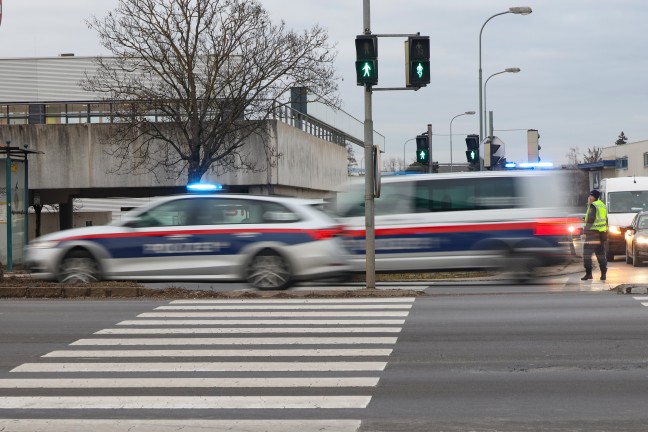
[{"xmin": 585, "ymin": 200, "xmax": 607, "ymax": 232}]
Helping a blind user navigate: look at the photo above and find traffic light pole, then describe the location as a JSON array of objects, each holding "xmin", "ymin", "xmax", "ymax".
[
  {"xmin": 362, "ymin": 0, "xmax": 376, "ymax": 289},
  {"xmin": 360, "ymin": 0, "xmax": 430, "ymax": 288},
  {"xmin": 427, "ymin": 124, "xmax": 433, "ymax": 173}
]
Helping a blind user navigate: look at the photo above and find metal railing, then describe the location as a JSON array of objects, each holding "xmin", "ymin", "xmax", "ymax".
[{"xmin": 0, "ymin": 101, "xmax": 357, "ymax": 147}]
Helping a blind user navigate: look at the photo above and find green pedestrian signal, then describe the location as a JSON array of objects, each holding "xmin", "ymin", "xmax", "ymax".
[
  {"xmin": 415, "ymin": 134, "xmax": 429, "ymax": 165},
  {"xmin": 355, "ymin": 35, "xmax": 378, "ymax": 86},
  {"xmin": 406, "ymin": 36, "xmax": 430, "ymax": 87},
  {"xmin": 465, "ymin": 149, "xmax": 478, "ymax": 163},
  {"xmin": 465, "ymin": 134, "xmax": 480, "ymax": 167}
]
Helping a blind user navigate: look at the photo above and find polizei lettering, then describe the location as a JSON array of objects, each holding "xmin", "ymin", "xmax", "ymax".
[{"xmin": 143, "ymin": 242, "xmax": 229, "ymax": 254}]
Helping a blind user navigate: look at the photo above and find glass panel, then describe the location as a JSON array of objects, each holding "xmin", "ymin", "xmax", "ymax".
[{"xmin": 608, "ymin": 191, "xmax": 648, "ymax": 213}]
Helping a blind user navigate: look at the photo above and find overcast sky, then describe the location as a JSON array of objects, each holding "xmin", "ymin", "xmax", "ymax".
[{"xmin": 1, "ymin": 0, "xmax": 647, "ymax": 166}]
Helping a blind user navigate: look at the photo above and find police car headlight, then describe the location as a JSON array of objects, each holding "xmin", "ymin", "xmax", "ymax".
[
  {"xmin": 636, "ymin": 237, "xmax": 648, "ymax": 245},
  {"xmin": 608, "ymin": 225, "xmax": 622, "ymax": 235},
  {"xmin": 29, "ymin": 240, "xmax": 60, "ymax": 249}
]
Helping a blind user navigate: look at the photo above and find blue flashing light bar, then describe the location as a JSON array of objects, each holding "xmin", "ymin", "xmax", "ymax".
[
  {"xmin": 504, "ymin": 162, "xmax": 517, "ymax": 168},
  {"xmin": 187, "ymin": 183, "xmax": 224, "ymax": 192},
  {"xmin": 518, "ymin": 162, "xmax": 553, "ymax": 169}
]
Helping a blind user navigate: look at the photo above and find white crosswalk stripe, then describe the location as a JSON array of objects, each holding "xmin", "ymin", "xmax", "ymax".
[
  {"xmin": 0, "ymin": 298, "xmax": 415, "ymax": 432},
  {"xmin": 0, "ymin": 419, "xmax": 361, "ymax": 432},
  {"xmin": 96, "ymin": 326, "xmax": 402, "ymax": 334},
  {"xmin": 42, "ymin": 348, "xmax": 393, "ymax": 357}
]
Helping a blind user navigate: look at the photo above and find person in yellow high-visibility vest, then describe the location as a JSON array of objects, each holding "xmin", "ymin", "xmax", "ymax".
[{"xmin": 582, "ymin": 190, "xmax": 608, "ymax": 281}]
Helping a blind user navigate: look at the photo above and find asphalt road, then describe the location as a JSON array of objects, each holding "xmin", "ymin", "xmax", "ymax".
[{"xmin": 2, "ymin": 283, "xmax": 648, "ymax": 431}]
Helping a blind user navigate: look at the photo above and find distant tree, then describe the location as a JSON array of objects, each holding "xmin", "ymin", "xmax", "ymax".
[
  {"xmin": 346, "ymin": 143, "xmax": 357, "ymax": 175},
  {"xmin": 615, "ymin": 131, "xmax": 628, "ymax": 145},
  {"xmin": 583, "ymin": 146, "xmax": 603, "ymax": 163},
  {"xmin": 566, "ymin": 146, "xmax": 581, "ymax": 168},
  {"xmin": 382, "ymin": 157, "xmax": 401, "ymax": 173},
  {"xmin": 84, "ymin": 0, "xmax": 339, "ymax": 184}
]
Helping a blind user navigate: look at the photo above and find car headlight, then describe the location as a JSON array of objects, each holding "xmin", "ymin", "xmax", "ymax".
[
  {"xmin": 28, "ymin": 240, "xmax": 60, "ymax": 249},
  {"xmin": 636, "ymin": 237, "xmax": 648, "ymax": 245},
  {"xmin": 608, "ymin": 225, "xmax": 622, "ymax": 235}
]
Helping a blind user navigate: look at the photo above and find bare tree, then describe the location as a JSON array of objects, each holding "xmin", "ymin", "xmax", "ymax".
[
  {"xmin": 84, "ymin": 0, "xmax": 339, "ymax": 184},
  {"xmin": 583, "ymin": 146, "xmax": 603, "ymax": 163},
  {"xmin": 346, "ymin": 143, "xmax": 357, "ymax": 175},
  {"xmin": 382, "ymin": 157, "xmax": 401, "ymax": 173},
  {"xmin": 566, "ymin": 146, "xmax": 581, "ymax": 168}
]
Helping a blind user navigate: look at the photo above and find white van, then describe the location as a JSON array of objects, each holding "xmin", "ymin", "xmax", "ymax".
[
  {"xmin": 599, "ymin": 177, "xmax": 648, "ymax": 260},
  {"xmin": 334, "ymin": 170, "xmax": 573, "ymax": 279}
]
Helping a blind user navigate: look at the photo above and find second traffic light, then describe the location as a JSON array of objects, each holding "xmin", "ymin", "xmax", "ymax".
[
  {"xmin": 465, "ymin": 134, "xmax": 479, "ymax": 165},
  {"xmin": 406, "ymin": 36, "xmax": 430, "ymax": 87},
  {"xmin": 355, "ymin": 35, "xmax": 378, "ymax": 86},
  {"xmin": 416, "ymin": 134, "xmax": 429, "ymax": 165}
]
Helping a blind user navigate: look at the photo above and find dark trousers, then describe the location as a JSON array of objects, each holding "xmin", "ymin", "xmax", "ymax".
[{"xmin": 583, "ymin": 231, "xmax": 607, "ymax": 273}]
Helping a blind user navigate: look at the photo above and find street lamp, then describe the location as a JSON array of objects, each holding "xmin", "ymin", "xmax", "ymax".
[
  {"xmin": 484, "ymin": 67, "xmax": 520, "ymax": 138},
  {"xmin": 479, "ymin": 6, "xmax": 532, "ymax": 141},
  {"xmin": 402, "ymin": 138, "xmax": 415, "ymax": 172},
  {"xmin": 449, "ymin": 111, "xmax": 476, "ymax": 172}
]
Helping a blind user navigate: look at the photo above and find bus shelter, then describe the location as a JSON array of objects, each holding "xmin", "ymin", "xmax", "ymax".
[{"xmin": 0, "ymin": 144, "xmax": 40, "ymax": 271}]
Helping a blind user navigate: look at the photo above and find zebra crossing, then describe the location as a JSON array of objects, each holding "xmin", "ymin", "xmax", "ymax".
[{"xmin": 0, "ymin": 297, "xmax": 416, "ymax": 432}]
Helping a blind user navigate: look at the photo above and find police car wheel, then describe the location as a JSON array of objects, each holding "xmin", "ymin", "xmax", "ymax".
[
  {"xmin": 58, "ymin": 250, "xmax": 100, "ymax": 284},
  {"xmin": 246, "ymin": 250, "xmax": 292, "ymax": 290}
]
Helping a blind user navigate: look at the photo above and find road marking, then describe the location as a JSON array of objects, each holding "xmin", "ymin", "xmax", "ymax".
[
  {"xmin": 96, "ymin": 327, "xmax": 402, "ymax": 334},
  {"xmin": 43, "ymin": 348, "xmax": 393, "ymax": 357},
  {"xmin": 170, "ymin": 298, "xmax": 415, "ymax": 303},
  {"xmin": 0, "ymin": 377, "xmax": 379, "ymax": 388},
  {"xmin": 70, "ymin": 337, "xmax": 398, "ymax": 345},
  {"xmin": 12, "ymin": 361, "xmax": 387, "ymax": 373},
  {"xmin": 155, "ymin": 304, "xmax": 412, "ymax": 310},
  {"xmin": 0, "ymin": 395, "xmax": 372, "ymax": 409},
  {"xmin": 137, "ymin": 311, "xmax": 410, "ymax": 317},
  {"xmin": 117, "ymin": 319, "xmax": 406, "ymax": 325},
  {"xmin": 0, "ymin": 419, "xmax": 361, "ymax": 432}
]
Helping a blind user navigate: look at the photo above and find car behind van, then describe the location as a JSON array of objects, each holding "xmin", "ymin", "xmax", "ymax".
[{"xmin": 334, "ymin": 170, "xmax": 573, "ymax": 280}]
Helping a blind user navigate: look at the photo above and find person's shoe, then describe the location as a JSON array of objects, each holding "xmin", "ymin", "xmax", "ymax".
[
  {"xmin": 600, "ymin": 271, "xmax": 607, "ymax": 281},
  {"xmin": 581, "ymin": 272, "xmax": 593, "ymax": 281}
]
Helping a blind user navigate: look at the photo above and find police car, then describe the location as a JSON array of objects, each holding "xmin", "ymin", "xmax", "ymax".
[
  {"xmin": 334, "ymin": 170, "xmax": 573, "ymax": 280},
  {"xmin": 24, "ymin": 191, "xmax": 350, "ymax": 290}
]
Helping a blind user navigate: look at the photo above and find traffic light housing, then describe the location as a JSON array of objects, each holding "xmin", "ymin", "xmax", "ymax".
[
  {"xmin": 355, "ymin": 35, "xmax": 378, "ymax": 86},
  {"xmin": 465, "ymin": 134, "xmax": 479, "ymax": 165},
  {"xmin": 406, "ymin": 36, "xmax": 430, "ymax": 87},
  {"xmin": 527, "ymin": 129, "xmax": 540, "ymax": 163},
  {"xmin": 415, "ymin": 134, "xmax": 429, "ymax": 165}
]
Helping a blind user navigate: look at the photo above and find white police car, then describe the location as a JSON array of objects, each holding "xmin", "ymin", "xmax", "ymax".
[
  {"xmin": 24, "ymin": 192, "xmax": 350, "ymax": 290},
  {"xmin": 335, "ymin": 170, "xmax": 573, "ymax": 280}
]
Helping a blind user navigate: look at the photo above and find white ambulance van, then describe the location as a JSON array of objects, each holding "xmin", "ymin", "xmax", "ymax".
[
  {"xmin": 599, "ymin": 177, "xmax": 648, "ymax": 260},
  {"xmin": 334, "ymin": 170, "xmax": 573, "ymax": 280}
]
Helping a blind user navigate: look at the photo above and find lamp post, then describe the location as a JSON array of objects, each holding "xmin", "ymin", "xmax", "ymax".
[
  {"xmin": 449, "ymin": 111, "xmax": 476, "ymax": 172},
  {"xmin": 402, "ymin": 138, "xmax": 415, "ymax": 172},
  {"xmin": 484, "ymin": 67, "xmax": 520, "ymax": 138},
  {"xmin": 479, "ymin": 6, "xmax": 532, "ymax": 141}
]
